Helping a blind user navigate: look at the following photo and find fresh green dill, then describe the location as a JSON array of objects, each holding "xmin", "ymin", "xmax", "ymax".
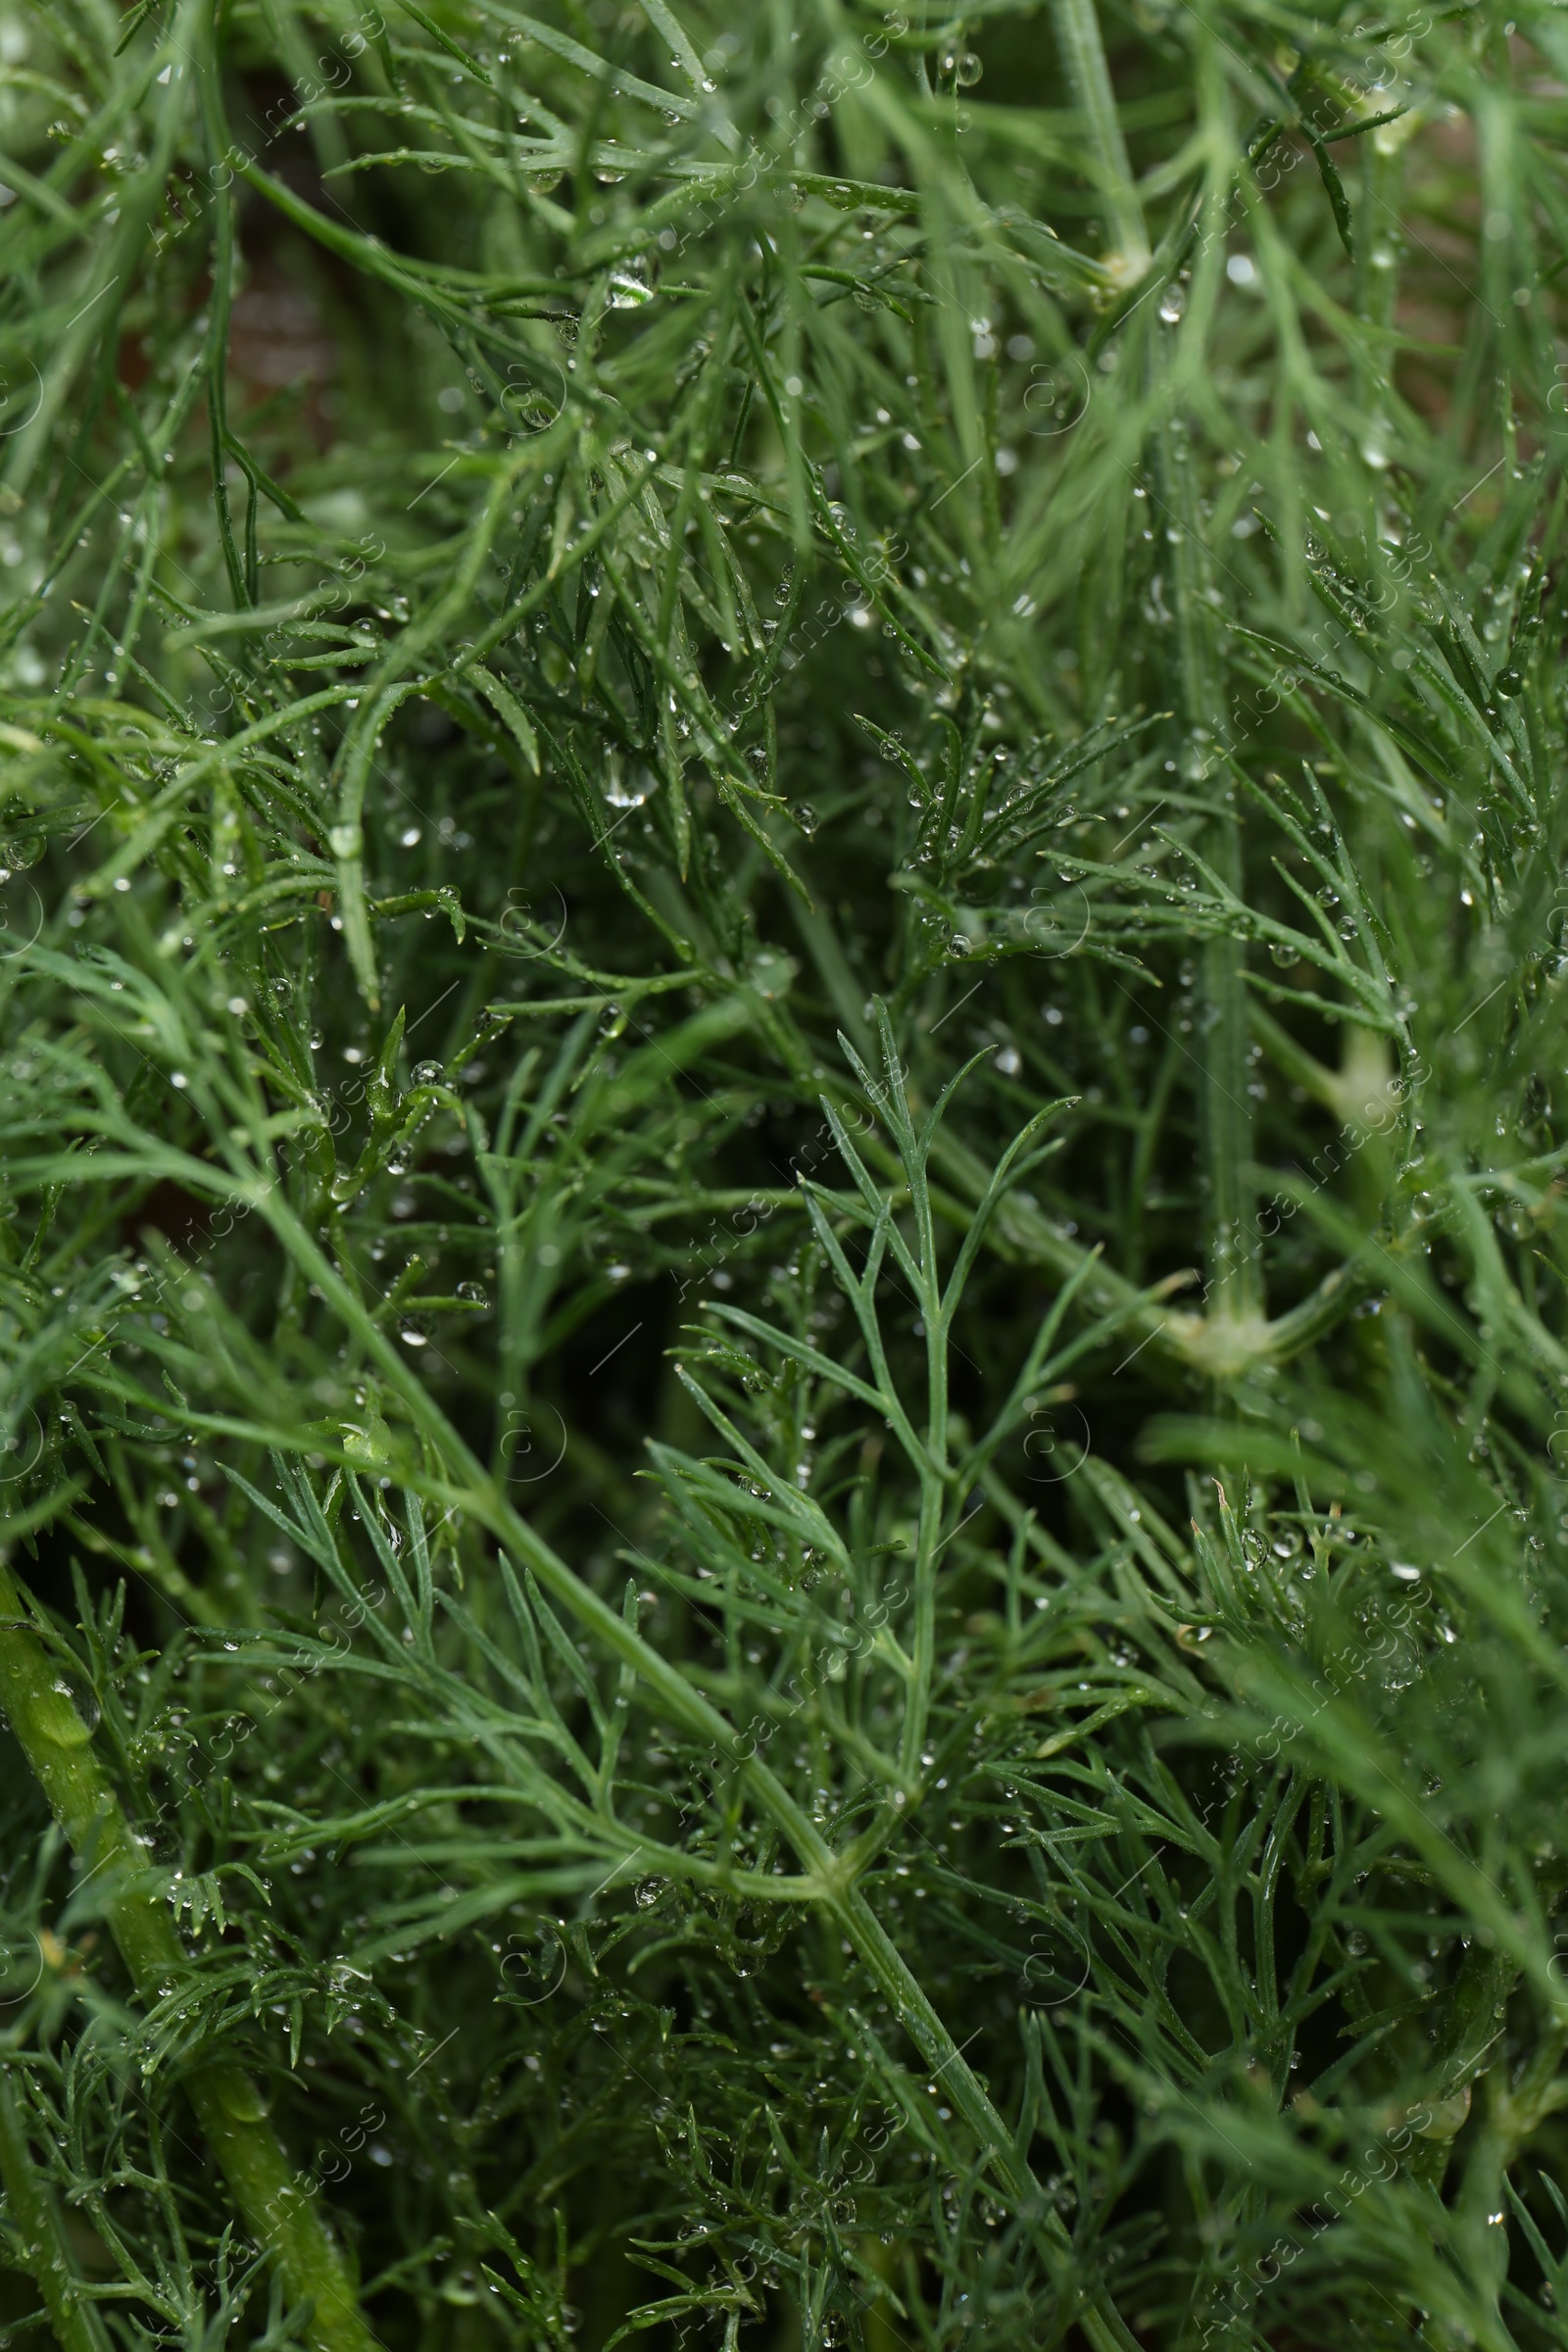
[{"xmin": 0, "ymin": 1, "xmax": 1564, "ymax": 2348}]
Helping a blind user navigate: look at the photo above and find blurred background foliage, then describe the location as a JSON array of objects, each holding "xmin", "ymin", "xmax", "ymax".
[{"xmin": 0, "ymin": 0, "xmax": 1566, "ymax": 2346}]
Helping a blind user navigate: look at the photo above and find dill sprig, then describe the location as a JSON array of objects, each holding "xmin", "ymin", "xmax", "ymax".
[{"xmin": 0, "ymin": 1, "xmax": 1564, "ymax": 2347}]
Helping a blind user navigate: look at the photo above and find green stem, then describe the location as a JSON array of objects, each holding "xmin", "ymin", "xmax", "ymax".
[
  {"xmin": 1442, "ymin": 1995, "xmax": 1568, "ymax": 2351},
  {"xmin": 1152, "ymin": 413, "xmax": 1262, "ymax": 1332},
  {"xmin": 900, "ymin": 1471, "xmax": 945, "ymax": 1782},
  {"xmin": 1200, "ymin": 879, "xmax": 1262, "ymax": 1327},
  {"xmin": 0, "ymin": 1558, "xmax": 374, "ymax": 2352},
  {"xmin": 0, "ymin": 2066, "xmax": 111, "ymax": 2352},
  {"xmin": 901, "ymin": 1144, "xmax": 949, "ymax": 1781},
  {"xmin": 1048, "ymin": 0, "xmax": 1149, "ymax": 282}
]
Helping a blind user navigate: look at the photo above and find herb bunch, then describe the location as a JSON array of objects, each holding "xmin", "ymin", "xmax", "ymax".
[{"xmin": 0, "ymin": 1, "xmax": 1565, "ymax": 2348}]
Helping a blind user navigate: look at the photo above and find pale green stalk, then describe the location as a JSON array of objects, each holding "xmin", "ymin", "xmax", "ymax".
[
  {"xmin": 1049, "ymin": 0, "xmax": 1150, "ymax": 281},
  {"xmin": 0, "ymin": 1558, "xmax": 375, "ymax": 2352}
]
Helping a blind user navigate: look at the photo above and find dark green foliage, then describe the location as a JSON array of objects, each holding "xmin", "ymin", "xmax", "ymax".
[{"xmin": 0, "ymin": 1, "xmax": 1565, "ymax": 2347}]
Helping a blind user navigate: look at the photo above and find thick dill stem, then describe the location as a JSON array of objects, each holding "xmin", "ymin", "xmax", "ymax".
[
  {"xmin": 0, "ymin": 1557, "xmax": 374, "ymax": 2352},
  {"xmin": 0, "ymin": 2068, "xmax": 110, "ymax": 2352},
  {"xmin": 1153, "ymin": 407, "xmax": 1262, "ymax": 1331}
]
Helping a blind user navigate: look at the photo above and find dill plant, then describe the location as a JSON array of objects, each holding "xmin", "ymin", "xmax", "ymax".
[{"xmin": 0, "ymin": 0, "xmax": 1565, "ymax": 2346}]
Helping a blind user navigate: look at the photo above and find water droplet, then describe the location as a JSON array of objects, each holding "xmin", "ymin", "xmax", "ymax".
[
  {"xmin": 605, "ymin": 761, "xmax": 657, "ymax": 808},
  {"xmin": 607, "ymin": 259, "xmax": 656, "ymax": 309},
  {"xmin": 342, "ymin": 1418, "xmax": 392, "ymax": 1468},
  {"xmin": 28, "ymin": 1669, "xmax": 99, "ymax": 1746}
]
